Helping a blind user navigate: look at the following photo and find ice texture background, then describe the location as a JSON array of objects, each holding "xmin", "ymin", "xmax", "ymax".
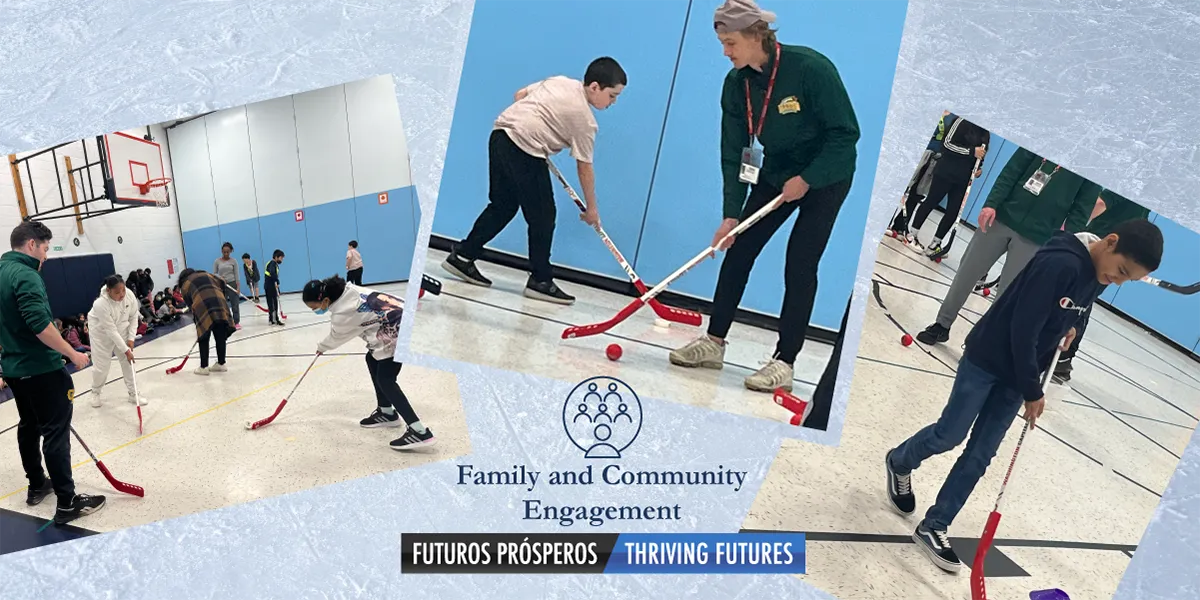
[{"xmin": 0, "ymin": 0, "xmax": 1197, "ymax": 599}]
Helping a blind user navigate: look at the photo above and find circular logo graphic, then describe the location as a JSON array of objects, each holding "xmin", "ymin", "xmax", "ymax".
[
  {"xmin": 562, "ymin": 376, "xmax": 642, "ymax": 459},
  {"xmin": 117, "ymin": 236, "xmax": 123, "ymax": 244}
]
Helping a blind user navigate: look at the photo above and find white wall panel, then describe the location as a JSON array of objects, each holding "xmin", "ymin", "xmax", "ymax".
[
  {"xmin": 246, "ymin": 95, "xmax": 304, "ymax": 217},
  {"xmin": 345, "ymin": 75, "xmax": 411, "ymax": 194},
  {"xmin": 166, "ymin": 117, "xmax": 219, "ymax": 232},
  {"xmin": 205, "ymin": 107, "xmax": 260, "ymax": 223},
  {"xmin": 293, "ymin": 85, "xmax": 355, "ymax": 207}
]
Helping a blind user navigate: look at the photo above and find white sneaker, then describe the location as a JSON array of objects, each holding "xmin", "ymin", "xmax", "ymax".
[
  {"xmin": 128, "ymin": 395, "xmax": 149, "ymax": 406},
  {"xmin": 668, "ymin": 336, "xmax": 725, "ymax": 369},
  {"xmin": 210, "ymin": 364, "xmax": 228, "ymax": 373},
  {"xmin": 194, "ymin": 367, "xmax": 210, "ymax": 376},
  {"xmin": 90, "ymin": 393, "xmax": 102, "ymax": 408},
  {"xmin": 744, "ymin": 359, "xmax": 794, "ymax": 392}
]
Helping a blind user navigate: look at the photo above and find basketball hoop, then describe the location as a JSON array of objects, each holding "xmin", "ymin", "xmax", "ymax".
[{"xmin": 137, "ymin": 177, "xmax": 172, "ymax": 207}]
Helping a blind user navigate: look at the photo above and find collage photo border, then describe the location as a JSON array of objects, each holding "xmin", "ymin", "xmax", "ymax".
[{"xmin": 0, "ymin": 0, "xmax": 1197, "ymax": 598}]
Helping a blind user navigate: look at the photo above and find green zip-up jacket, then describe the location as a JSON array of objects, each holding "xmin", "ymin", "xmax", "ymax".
[
  {"xmin": 0, "ymin": 251, "xmax": 62, "ymax": 379},
  {"xmin": 983, "ymin": 147, "xmax": 1101, "ymax": 245},
  {"xmin": 720, "ymin": 44, "xmax": 860, "ymax": 219},
  {"xmin": 1086, "ymin": 188, "xmax": 1151, "ymax": 238}
]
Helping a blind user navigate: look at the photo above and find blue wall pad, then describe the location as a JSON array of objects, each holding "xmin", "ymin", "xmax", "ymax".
[{"xmin": 354, "ymin": 188, "xmax": 417, "ymax": 284}]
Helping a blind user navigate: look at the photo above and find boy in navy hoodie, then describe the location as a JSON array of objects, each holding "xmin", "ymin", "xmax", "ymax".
[{"xmin": 883, "ymin": 219, "xmax": 1163, "ymax": 573}]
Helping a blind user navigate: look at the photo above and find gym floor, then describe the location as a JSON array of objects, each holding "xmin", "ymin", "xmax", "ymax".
[
  {"xmin": 411, "ymin": 247, "xmax": 836, "ymax": 425},
  {"xmin": 0, "ymin": 282, "xmax": 470, "ymax": 551},
  {"xmin": 744, "ymin": 226, "xmax": 1198, "ymax": 600}
]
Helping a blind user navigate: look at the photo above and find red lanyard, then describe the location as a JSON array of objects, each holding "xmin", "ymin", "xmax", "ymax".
[
  {"xmin": 1036, "ymin": 159, "xmax": 1061, "ymax": 176},
  {"xmin": 745, "ymin": 42, "xmax": 781, "ymax": 140}
]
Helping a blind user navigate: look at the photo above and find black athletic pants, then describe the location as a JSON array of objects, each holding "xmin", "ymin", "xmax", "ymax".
[
  {"xmin": 1062, "ymin": 285, "xmax": 1107, "ymax": 363},
  {"xmin": 8, "ymin": 368, "xmax": 77, "ymax": 505},
  {"xmin": 199, "ymin": 326, "xmax": 231, "ymax": 368},
  {"xmin": 905, "ymin": 173, "xmax": 970, "ymax": 241},
  {"xmin": 266, "ymin": 289, "xmax": 280, "ymax": 323},
  {"xmin": 365, "ymin": 353, "xmax": 420, "ymax": 424},
  {"xmin": 457, "ymin": 129, "xmax": 556, "ymax": 283},
  {"xmin": 709, "ymin": 178, "xmax": 852, "ymax": 364},
  {"xmin": 347, "ymin": 268, "xmax": 364, "ymax": 286}
]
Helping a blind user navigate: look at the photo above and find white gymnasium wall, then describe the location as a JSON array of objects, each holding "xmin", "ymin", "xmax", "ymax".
[
  {"xmin": 0, "ymin": 124, "xmax": 185, "ymax": 288},
  {"xmin": 294, "ymin": 85, "xmax": 356, "ymax": 208},
  {"xmin": 345, "ymin": 76, "xmax": 410, "ymax": 197},
  {"xmin": 246, "ymin": 95, "xmax": 304, "ymax": 218}
]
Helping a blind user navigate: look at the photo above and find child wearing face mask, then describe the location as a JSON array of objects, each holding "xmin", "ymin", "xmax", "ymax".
[{"xmin": 302, "ymin": 275, "xmax": 434, "ymax": 450}]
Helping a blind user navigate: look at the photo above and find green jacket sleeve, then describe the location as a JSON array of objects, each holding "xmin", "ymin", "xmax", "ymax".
[
  {"xmin": 720, "ymin": 70, "xmax": 751, "ymax": 219},
  {"xmin": 1062, "ymin": 179, "xmax": 1102, "ymax": 233},
  {"xmin": 15, "ymin": 272, "xmax": 53, "ymax": 334},
  {"xmin": 793, "ymin": 59, "xmax": 860, "ymax": 189},
  {"xmin": 984, "ymin": 147, "xmax": 1036, "ymax": 210}
]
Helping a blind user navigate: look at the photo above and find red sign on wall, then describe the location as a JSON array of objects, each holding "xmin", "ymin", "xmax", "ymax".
[
  {"xmin": 294, "ymin": 210, "xmax": 304, "ymax": 222},
  {"xmin": 378, "ymin": 192, "xmax": 389, "ymax": 205}
]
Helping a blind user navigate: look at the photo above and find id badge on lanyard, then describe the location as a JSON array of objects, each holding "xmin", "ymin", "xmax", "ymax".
[
  {"xmin": 739, "ymin": 43, "xmax": 780, "ymax": 185},
  {"xmin": 1023, "ymin": 159, "xmax": 1060, "ymax": 196}
]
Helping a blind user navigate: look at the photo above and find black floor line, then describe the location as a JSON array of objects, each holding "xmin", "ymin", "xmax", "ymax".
[
  {"xmin": 135, "ymin": 352, "xmax": 363, "ymax": 361},
  {"xmin": 1061, "ymin": 399, "xmax": 1196, "ymax": 430},
  {"xmin": 857, "ymin": 355, "xmax": 955, "ymax": 379},
  {"xmin": 1111, "ymin": 470, "xmax": 1163, "ymax": 498},
  {"xmin": 436, "ymin": 290, "xmax": 823, "ymax": 387},
  {"xmin": 877, "ymin": 241, "xmax": 955, "ymax": 283},
  {"xmin": 875, "ymin": 258, "xmax": 954, "ymax": 289},
  {"xmin": 738, "ymin": 528, "xmax": 1137, "ymax": 553},
  {"xmin": 873, "ymin": 276, "xmax": 987, "ymax": 319},
  {"xmin": 1034, "ymin": 425, "xmax": 1105, "ymax": 467},
  {"xmin": 1122, "ymin": 550, "xmax": 1134, "ymax": 558},
  {"xmin": 1069, "ymin": 387, "xmax": 1182, "ymax": 460}
]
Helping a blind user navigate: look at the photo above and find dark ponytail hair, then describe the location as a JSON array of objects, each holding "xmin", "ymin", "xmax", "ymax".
[
  {"xmin": 302, "ymin": 275, "xmax": 347, "ymax": 304},
  {"xmin": 177, "ymin": 268, "xmax": 197, "ymax": 284},
  {"xmin": 103, "ymin": 274, "xmax": 124, "ymax": 290}
]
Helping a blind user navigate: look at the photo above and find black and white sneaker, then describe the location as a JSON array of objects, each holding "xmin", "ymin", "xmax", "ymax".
[
  {"xmin": 913, "ymin": 523, "xmax": 962, "ymax": 573},
  {"xmin": 390, "ymin": 427, "xmax": 436, "ymax": 450},
  {"xmin": 524, "ymin": 277, "xmax": 575, "ymax": 305},
  {"xmin": 26, "ymin": 479, "xmax": 54, "ymax": 506},
  {"xmin": 54, "ymin": 493, "xmax": 106, "ymax": 526},
  {"xmin": 916, "ymin": 322, "xmax": 950, "ymax": 345},
  {"xmin": 360, "ymin": 408, "xmax": 403, "ymax": 428},
  {"xmin": 1053, "ymin": 358, "xmax": 1073, "ymax": 384},
  {"xmin": 442, "ymin": 249, "xmax": 492, "ymax": 287},
  {"xmin": 885, "ymin": 450, "xmax": 915, "ymax": 516}
]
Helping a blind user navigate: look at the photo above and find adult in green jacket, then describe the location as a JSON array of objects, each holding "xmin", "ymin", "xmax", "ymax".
[
  {"xmin": 0, "ymin": 221, "xmax": 104, "ymax": 525},
  {"xmin": 669, "ymin": 0, "xmax": 860, "ymax": 394},
  {"xmin": 916, "ymin": 147, "xmax": 1101, "ymax": 345},
  {"xmin": 1054, "ymin": 188, "xmax": 1152, "ymax": 380}
]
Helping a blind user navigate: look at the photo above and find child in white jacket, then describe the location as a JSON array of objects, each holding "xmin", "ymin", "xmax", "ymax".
[
  {"xmin": 302, "ymin": 275, "xmax": 434, "ymax": 450},
  {"xmin": 87, "ymin": 275, "xmax": 146, "ymax": 408}
]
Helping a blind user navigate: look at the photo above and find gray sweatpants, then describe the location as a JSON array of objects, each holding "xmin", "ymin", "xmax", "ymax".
[{"xmin": 936, "ymin": 219, "xmax": 1041, "ymax": 329}]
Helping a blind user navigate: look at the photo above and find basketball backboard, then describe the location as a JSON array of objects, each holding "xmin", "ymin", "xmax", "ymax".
[{"xmin": 104, "ymin": 132, "xmax": 168, "ymax": 206}]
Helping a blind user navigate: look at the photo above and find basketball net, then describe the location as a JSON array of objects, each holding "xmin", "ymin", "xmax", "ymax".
[{"xmin": 137, "ymin": 177, "xmax": 172, "ymax": 207}]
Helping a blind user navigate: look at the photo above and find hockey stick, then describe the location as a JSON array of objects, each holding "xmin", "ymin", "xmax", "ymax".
[
  {"xmin": 222, "ymin": 280, "xmax": 285, "ymax": 319},
  {"xmin": 773, "ymin": 388, "xmax": 811, "ymax": 427},
  {"xmin": 420, "ymin": 274, "xmax": 443, "ymax": 297},
  {"xmin": 928, "ymin": 149, "xmax": 985, "ymax": 262},
  {"xmin": 887, "ymin": 150, "xmax": 938, "ymax": 243},
  {"xmin": 563, "ymin": 195, "xmax": 786, "ymax": 339},
  {"xmin": 165, "ymin": 340, "xmax": 198, "ymax": 375},
  {"xmin": 970, "ymin": 340, "xmax": 1063, "ymax": 600},
  {"xmin": 245, "ymin": 353, "xmax": 321, "ymax": 430},
  {"xmin": 1140, "ymin": 275, "xmax": 1200, "ymax": 295},
  {"xmin": 130, "ymin": 359, "xmax": 144, "ymax": 436},
  {"xmin": 546, "ymin": 160, "xmax": 702, "ymax": 327},
  {"xmin": 69, "ymin": 426, "xmax": 145, "ymax": 497}
]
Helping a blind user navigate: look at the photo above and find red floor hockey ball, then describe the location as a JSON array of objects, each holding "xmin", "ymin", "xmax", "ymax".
[
  {"xmin": 606, "ymin": 343, "xmax": 622, "ymax": 361},
  {"xmin": 419, "ymin": 288, "xmax": 426, "ymax": 299},
  {"xmin": 901, "ymin": 334, "xmax": 914, "ymax": 347},
  {"xmin": 982, "ymin": 287, "xmax": 991, "ymax": 297}
]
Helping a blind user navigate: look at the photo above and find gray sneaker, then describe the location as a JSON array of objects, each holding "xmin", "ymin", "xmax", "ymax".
[
  {"xmin": 744, "ymin": 359, "xmax": 794, "ymax": 392},
  {"xmin": 668, "ymin": 336, "xmax": 725, "ymax": 369}
]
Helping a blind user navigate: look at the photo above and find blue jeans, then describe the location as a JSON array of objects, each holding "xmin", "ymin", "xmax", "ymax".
[{"xmin": 888, "ymin": 357, "xmax": 1024, "ymax": 531}]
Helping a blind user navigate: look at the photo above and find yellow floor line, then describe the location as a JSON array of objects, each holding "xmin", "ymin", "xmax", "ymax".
[{"xmin": 0, "ymin": 355, "xmax": 347, "ymax": 502}]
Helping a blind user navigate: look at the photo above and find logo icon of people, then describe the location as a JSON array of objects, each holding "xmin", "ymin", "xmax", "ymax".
[{"xmin": 562, "ymin": 376, "xmax": 642, "ymax": 459}]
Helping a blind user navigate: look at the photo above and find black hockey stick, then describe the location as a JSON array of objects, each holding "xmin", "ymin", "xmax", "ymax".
[{"xmin": 1141, "ymin": 276, "xmax": 1200, "ymax": 295}]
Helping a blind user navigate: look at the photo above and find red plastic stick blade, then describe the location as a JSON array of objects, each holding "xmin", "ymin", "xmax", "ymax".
[
  {"xmin": 248, "ymin": 399, "xmax": 288, "ymax": 430},
  {"xmin": 648, "ymin": 299, "xmax": 702, "ymax": 326},
  {"xmin": 137, "ymin": 406, "xmax": 144, "ymax": 436},
  {"xmin": 165, "ymin": 355, "xmax": 189, "ymax": 375},
  {"xmin": 562, "ymin": 299, "xmax": 645, "ymax": 339},
  {"xmin": 96, "ymin": 461, "xmax": 145, "ymax": 497},
  {"xmin": 773, "ymin": 389, "xmax": 810, "ymax": 426},
  {"xmin": 971, "ymin": 510, "xmax": 1002, "ymax": 600},
  {"xmin": 256, "ymin": 304, "xmax": 270, "ymax": 313}
]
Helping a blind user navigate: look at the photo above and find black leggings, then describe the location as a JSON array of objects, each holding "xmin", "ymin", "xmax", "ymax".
[
  {"xmin": 9, "ymin": 368, "xmax": 77, "ymax": 505},
  {"xmin": 457, "ymin": 129, "xmax": 556, "ymax": 283},
  {"xmin": 902, "ymin": 174, "xmax": 970, "ymax": 241},
  {"xmin": 708, "ymin": 179, "xmax": 852, "ymax": 364},
  {"xmin": 365, "ymin": 353, "xmax": 420, "ymax": 424},
  {"xmin": 266, "ymin": 292, "xmax": 280, "ymax": 322},
  {"xmin": 199, "ymin": 326, "xmax": 231, "ymax": 368},
  {"xmin": 347, "ymin": 268, "xmax": 363, "ymax": 286},
  {"xmin": 805, "ymin": 295, "xmax": 852, "ymax": 431}
]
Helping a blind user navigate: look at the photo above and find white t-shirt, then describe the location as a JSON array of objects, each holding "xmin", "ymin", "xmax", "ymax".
[{"xmin": 494, "ymin": 76, "xmax": 598, "ymax": 164}]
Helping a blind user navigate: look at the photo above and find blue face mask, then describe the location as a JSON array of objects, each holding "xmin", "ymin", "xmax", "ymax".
[{"xmin": 313, "ymin": 307, "xmax": 328, "ymax": 315}]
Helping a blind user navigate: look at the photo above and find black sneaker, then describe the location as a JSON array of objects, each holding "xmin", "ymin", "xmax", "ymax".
[
  {"xmin": 885, "ymin": 450, "xmax": 915, "ymax": 516},
  {"xmin": 912, "ymin": 523, "xmax": 962, "ymax": 572},
  {"xmin": 524, "ymin": 277, "xmax": 575, "ymax": 305},
  {"xmin": 390, "ymin": 427, "xmax": 436, "ymax": 450},
  {"xmin": 1053, "ymin": 358, "xmax": 1073, "ymax": 384},
  {"xmin": 26, "ymin": 479, "xmax": 53, "ymax": 506},
  {"xmin": 360, "ymin": 408, "xmax": 403, "ymax": 428},
  {"xmin": 925, "ymin": 242, "xmax": 946, "ymax": 259},
  {"xmin": 442, "ymin": 249, "xmax": 492, "ymax": 287},
  {"xmin": 916, "ymin": 322, "xmax": 950, "ymax": 345},
  {"xmin": 55, "ymin": 493, "xmax": 106, "ymax": 526}
]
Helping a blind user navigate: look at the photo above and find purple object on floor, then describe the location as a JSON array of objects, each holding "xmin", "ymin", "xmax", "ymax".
[{"xmin": 1030, "ymin": 590, "xmax": 1069, "ymax": 600}]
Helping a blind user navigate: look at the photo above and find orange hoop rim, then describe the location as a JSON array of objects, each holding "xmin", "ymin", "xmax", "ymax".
[{"xmin": 136, "ymin": 177, "xmax": 172, "ymax": 195}]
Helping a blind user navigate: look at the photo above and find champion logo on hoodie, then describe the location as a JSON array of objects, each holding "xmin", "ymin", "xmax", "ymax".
[{"xmin": 1059, "ymin": 296, "xmax": 1087, "ymax": 313}]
